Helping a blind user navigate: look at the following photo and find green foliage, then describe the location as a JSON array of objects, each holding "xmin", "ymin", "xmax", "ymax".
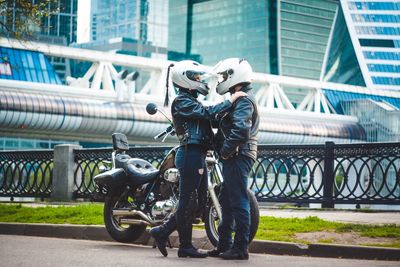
[{"xmin": 0, "ymin": 0, "xmax": 59, "ymax": 39}]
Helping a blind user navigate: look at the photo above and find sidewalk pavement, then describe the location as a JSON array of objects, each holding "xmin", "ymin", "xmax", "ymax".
[
  {"xmin": 259, "ymin": 208, "xmax": 400, "ymax": 225},
  {"xmin": 0, "ymin": 220, "xmax": 399, "ymax": 261},
  {"xmin": 1, "ymin": 203, "xmax": 399, "ymax": 261}
]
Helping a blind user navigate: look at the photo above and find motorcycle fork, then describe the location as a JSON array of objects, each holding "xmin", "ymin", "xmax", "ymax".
[{"xmin": 208, "ymin": 164, "xmax": 223, "ymax": 221}]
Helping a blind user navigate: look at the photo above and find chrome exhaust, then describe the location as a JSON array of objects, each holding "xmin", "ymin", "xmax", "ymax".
[
  {"xmin": 120, "ymin": 218, "xmax": 151, "ymax": 226},
  {"xmin": 112, "ymin": 209, "xmax": 156, "ymax": 225}
]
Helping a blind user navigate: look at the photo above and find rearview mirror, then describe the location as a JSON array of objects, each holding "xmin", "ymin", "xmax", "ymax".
[{"xmin": 146, "ymin": 103, "xmax": 158, "ymax": 115}]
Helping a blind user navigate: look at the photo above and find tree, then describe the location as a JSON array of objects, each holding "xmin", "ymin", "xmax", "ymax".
[{"xmin": 0, "ymin": 0, "xmax": 58, "ymax": 40}]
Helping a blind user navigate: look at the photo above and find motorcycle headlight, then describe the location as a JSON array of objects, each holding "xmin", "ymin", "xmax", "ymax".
[{"xmin": 164, "ymin": 168, "xmax": 180, "ymax": 183}]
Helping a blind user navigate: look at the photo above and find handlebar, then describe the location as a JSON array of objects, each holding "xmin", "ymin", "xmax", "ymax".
[{"xmin": 154, "ymin": 125, "xmax": 175, "ymax": 141}]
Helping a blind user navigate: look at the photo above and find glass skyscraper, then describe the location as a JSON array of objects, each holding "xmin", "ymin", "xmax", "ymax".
[
  {"xmin": 168, "ymin": 0, "xmax": 399, "ymax": 88},
  {"xmin": 89, "ymin": 0, "xmax": 168, "ymax": 55},
  {"xmin": 280, "ymin": 0, "xmax": 337, "ymax": 79},
  {"xmin": 323, "ymin": 1, "xmax": 400, "ymax": 90},
  {"xmin": 168, "ymin": 0, "xmax": 338, "ymax": 79}
]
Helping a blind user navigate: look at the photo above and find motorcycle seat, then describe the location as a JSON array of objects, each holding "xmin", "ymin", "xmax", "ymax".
[{"xmin": 115, "ymin": 154, "xmax": 159, "ymax": 185}]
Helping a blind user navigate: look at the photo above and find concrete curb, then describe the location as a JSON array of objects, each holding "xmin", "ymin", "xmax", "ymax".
[{"xmin": 0, "ymin": 222, "xmax": 399, "ymax": 261}]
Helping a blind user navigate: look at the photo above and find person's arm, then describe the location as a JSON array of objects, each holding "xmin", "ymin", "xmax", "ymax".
[
  {"xmin": 172, "ymin": 92, "xmax": 247, "ymax": 120},
  {"xmin": 220, "ymin": 97, "xmax": 254, "ymax": 159}
]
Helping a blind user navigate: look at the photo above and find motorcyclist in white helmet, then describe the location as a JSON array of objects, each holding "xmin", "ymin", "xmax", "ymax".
[
  {"xmin": 150, "ymin": 60, "xmax": 246, "ymax": 258},
  {"xmin": 208, "ymin": 58, "xmax": 259, "ymax": 260}
]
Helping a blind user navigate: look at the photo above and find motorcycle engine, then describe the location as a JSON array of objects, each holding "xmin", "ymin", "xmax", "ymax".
[
  {"xmin": 153, "ymin": 168, "xmax": 180, "ymax": 220},
  {"xmin": 164, "ymin": 168, "xmax": 180, "ymax": 183},
  {"xmin": 159, "ymin": 168, "xmax": 179, "ymax": 198},
  {"xmin": 151, "ymin": 196, "xmax": 177, "ymax": 220}
]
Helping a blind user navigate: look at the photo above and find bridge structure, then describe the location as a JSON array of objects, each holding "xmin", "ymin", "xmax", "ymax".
[
  {"xmin": 0, "ymin": 38, "xmax": 399, "ymax": 146},
  {"xmin": 1, "ymin": 38, "xmax": 399, "ymax": 208}
]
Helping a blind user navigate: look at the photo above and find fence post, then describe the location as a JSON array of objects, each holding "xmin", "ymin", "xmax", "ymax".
[
  {"xmin": 322, "ymin": 141, "xmax": 335, "ymax": 208},
  {"xmin": 52, "ymin": 144, "xmax": 82, "ymax": 201}
]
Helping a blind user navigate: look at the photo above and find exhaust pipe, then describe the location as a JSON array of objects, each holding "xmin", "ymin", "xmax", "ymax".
[
  {"xmin": 120, "ymin": 218, "xmax": 151, "ymax": 226},
  {"xmin": 112, "ymin": 209, "xmax": 156, "ymax": 225}
]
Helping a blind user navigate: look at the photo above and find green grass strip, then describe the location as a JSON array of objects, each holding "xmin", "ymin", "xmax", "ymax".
[
  {"xmin": 0, "ymin": 203, "xmax": 104, "ymax": 225},
  {"xmin": 0, "ymin": 204, "xmax": 399, "ymax": 248}
]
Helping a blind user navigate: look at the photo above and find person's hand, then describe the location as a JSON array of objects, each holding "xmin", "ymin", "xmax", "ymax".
[{"xmin": 229, "ymin": 91, "xmax": 247, "ymax": 103}]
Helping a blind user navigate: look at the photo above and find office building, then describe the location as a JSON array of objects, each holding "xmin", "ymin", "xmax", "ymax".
[{"xmin": 168, "ymin": 0, "xmax": 338, "ymax": 79}]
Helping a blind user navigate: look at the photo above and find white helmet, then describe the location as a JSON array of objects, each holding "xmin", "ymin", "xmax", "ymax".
[
  {"xmin": 213, "ymin": 58, "xmax": 253, "ymax": 95},
  {"xmin": 170, "ymin": 60, "xmax": 211, "ymax": 96}
]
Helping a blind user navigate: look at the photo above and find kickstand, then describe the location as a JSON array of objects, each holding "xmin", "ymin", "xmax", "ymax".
[{"xmin": 152, "ymin": 239, "xmax": 157, "ymax": 249}]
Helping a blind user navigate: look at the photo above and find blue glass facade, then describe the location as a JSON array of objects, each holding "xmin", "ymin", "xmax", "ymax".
[
  {"xmin": 340, "ymin": 0, "xmax": 400, "ymax": 89},
  {"xmin": 168, "ymin": 0, "xmax": 337, "ymax": 79},
  {"xmin": 280, "ymin": 0, "xmax": 337, "ymax": 79},
  {"xmin": 169, "ymin": 0, "xmax": 278, "ymax": 73},
  {"xmin": 368, "ymin": 64, "xmax": 400, "ymax": 73},
  {"xmin": 363, "ymin": 51, "xmax": 400, "ymax": 60},
  {"xmin": 322, "ymin": 7, "xmax": 365, "ymax": 86},
  {"xmin": 355, "ymin": 26, "xmax": 400, "ymax": 35},
  {"xmin": 352, "ymin": 14, "xmax": 400, "ymax": 23},
  {"xmin": 348, "ymin": 2, "xmax": 400, "ymax": 10},
  {"xmin": 371, "ymin": 77, "xmax": 400, "ymax": 86},
  {"xmin": 323, "ymin": 89, "xmax": 400, "ymax": 114},
  {"xmin": 0, "ymin": 47, "xmax": 62, "ymax": 84}
]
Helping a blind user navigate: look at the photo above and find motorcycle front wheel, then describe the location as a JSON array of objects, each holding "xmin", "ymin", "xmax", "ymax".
[
  {"xmin": 204, "ymin": 188, "xmax": 260, "ymax": 247},
  {"xmin": 104, "ymin": 196, "xmax": 147, "ymax": 243}
]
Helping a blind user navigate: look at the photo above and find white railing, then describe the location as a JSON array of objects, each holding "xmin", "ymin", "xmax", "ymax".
[{"xmin": 1, "ymin": 38, "xmax": 399, "ymax": 116}]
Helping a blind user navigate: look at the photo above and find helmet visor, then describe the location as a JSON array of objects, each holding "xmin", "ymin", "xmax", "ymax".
[{"xmin": 186, "ymin": 70, "xmax": 219, "ymax": 90}]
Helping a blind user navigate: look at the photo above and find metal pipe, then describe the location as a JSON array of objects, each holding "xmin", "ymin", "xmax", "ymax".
[
  {"xmin": 119, "ymin": 218, "xmax": 151, "ymax": 226},
  {"xmin": 112, "ymin": 209, "xmax": 156, "ymax": 225}
]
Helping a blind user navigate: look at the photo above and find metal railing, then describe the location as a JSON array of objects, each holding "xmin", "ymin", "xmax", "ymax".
[
  {"xmin": 0, "ymin": 150, "xmax": 53, "ymax": 199},
  {"xmin": 253, "ymin": 142, "xmax": 400, "ymax": 206},
  {"xmin": 1, "ymin": 142, "xmax": 399, "ymax": 207},
  {"xmin": 73, "ymin": 147, "xmax": 169, "ymax": 199}
]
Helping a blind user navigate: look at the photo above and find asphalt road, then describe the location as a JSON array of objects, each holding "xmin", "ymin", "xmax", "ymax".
[{"xmin": 0, "ymin": 235, "xmax": 398, "ymax": 267}]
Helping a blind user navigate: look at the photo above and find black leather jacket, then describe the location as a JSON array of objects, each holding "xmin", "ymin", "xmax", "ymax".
[
  {"xmin": 215, "ymin": 85, "xmax": 259, "ymax": 161},
  {"xmin": 171, "ymin": 90, "xmax": 232, "ymax": 149}
]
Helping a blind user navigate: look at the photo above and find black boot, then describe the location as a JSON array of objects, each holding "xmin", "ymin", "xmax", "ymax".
[
  {"xmin": 150, "ymin": 215, "xmax": 177, "ymax": 257},
  {"xmin": 207, "ymin": 246, "xmax": 229, "ymax": 258},
  {"xmin": 220, "ymin": 247, "xmax": 249, "ymax": 260},
  {"xmin": 176, "ymin": 214, "xmax": 207, "ymax": 258},
  {"xmin": 178, "ymin": 244, "xmax": 208, "ymax": 258},
  {"xmin": 176, "ymin": 191, "xmax": 207, "ymax": 258},
  {"xmin": 207, "ymin": 249, "xmax": 222, "ymax": 257}
]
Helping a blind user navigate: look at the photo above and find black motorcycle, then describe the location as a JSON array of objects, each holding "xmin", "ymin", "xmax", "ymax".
[{"xmin": 93, "ymin": 103, "xmax": 259, "ymax": 246}]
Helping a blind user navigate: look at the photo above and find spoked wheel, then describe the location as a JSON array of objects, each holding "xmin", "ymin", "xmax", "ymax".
[
  {"xmin": 204, "ymin": 188, "xmax": 260, "ymax": 247},
  {"xmin": 104, "ymin": 196, "xmax": 146, "ymax": 243}
]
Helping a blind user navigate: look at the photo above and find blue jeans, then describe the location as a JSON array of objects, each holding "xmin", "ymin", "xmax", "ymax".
[
  {"xmin": 175, "ymin": 144, "xmax": 208, "ymax": 247},
  {"xmin": 218, "ymin": 155, "xmax": 254, "ymax": 251}
]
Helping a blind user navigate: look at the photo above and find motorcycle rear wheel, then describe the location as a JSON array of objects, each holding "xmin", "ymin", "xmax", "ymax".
[
  {"xmin": 204, "ymin": 188, "xmax": 260, "ymax": 247},
  {"xmin": 104, "ymin": 196, "xmax": 147, "ymax": 243}
]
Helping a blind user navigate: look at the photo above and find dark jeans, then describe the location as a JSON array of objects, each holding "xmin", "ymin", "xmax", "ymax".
[
  {"xmin": 218, "ymin": 155, "xmax": 254, "ymax": 251},
  {"xmin": 174, "ymin": 144, "xmax": 208, "ymax": 247}
]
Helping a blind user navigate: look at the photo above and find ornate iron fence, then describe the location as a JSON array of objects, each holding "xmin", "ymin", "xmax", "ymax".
[
  {"xmin": 73, "ymin": 147, "xmax": 169, "ymax": 199},
  {"xmin": 252, "ymin": 142, "xmax": 400, "ymax": 206},
  {"xmin": 0, "ymin": 150, "xmax": 53, "ymax": 199},
  {"xmin": 1, "ymin": 142, "xmax": 399, "ymax": 207}
]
